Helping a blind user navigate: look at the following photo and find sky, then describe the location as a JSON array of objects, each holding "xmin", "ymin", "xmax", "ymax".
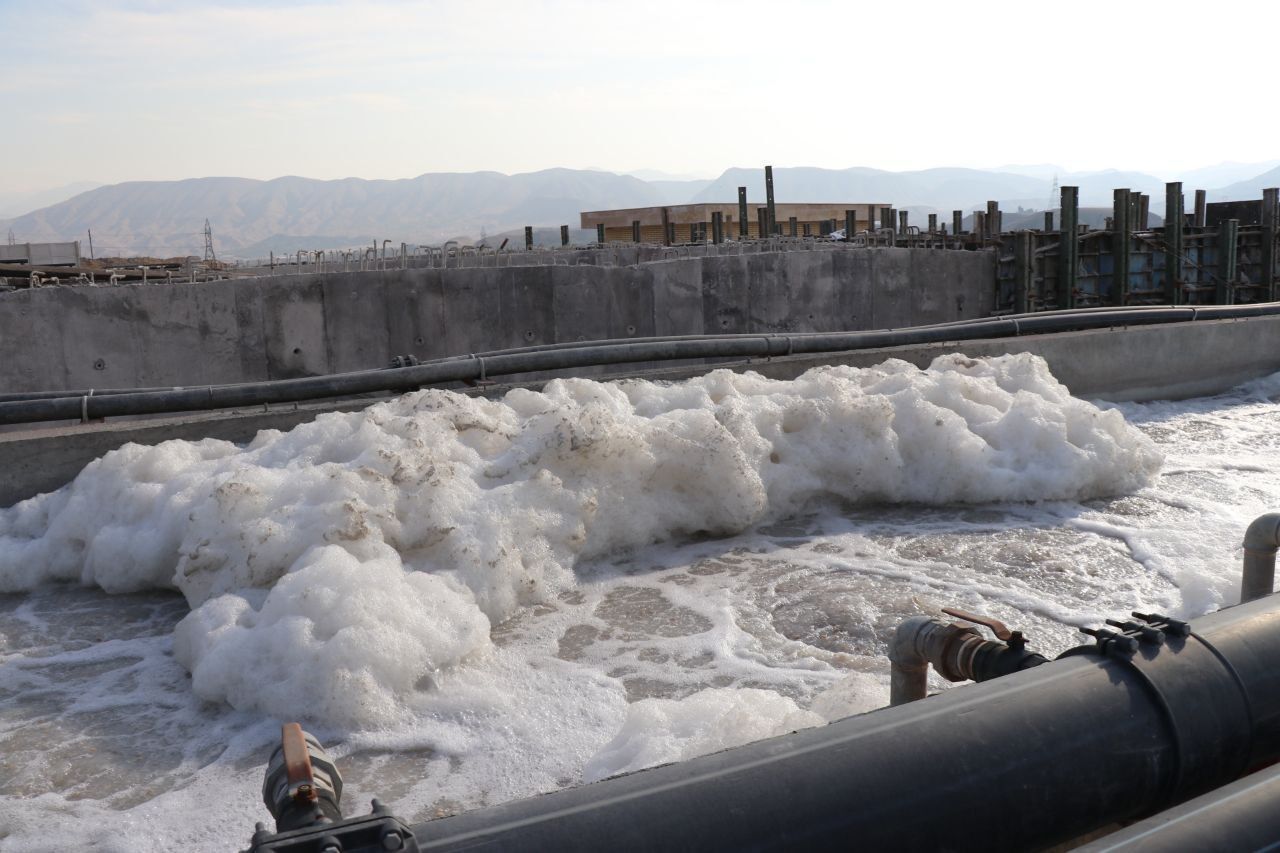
[{"xmin": 2, "ymin": 0, "xmax": 1278, "ymax": 192}]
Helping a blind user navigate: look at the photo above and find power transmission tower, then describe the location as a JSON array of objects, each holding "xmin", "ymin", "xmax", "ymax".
[
  {"xmin": 203, "ymin": 219, "xmax": 217, "ymax": 262},
  {"xmin": 6, "ymin": 229, "xmax": 14, "ymax": 246}
]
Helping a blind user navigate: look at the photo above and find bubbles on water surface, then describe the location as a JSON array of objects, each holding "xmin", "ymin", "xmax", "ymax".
[{"xmin": 3, "ymin": 356, "xmax": 1280, "ymax": 850}]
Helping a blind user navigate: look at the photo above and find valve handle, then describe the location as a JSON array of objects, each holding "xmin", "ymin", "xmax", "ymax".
[
  {"xmin": 281, "ymin": 722, "xmax": 319, "ymax": 806},
  {"xmin": 941, "ymin": 607, "xmax": 1026, "ymax": 647}
]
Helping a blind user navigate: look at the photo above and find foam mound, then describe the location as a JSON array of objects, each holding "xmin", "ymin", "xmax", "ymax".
[{"xmin": 0, "ymin": 354, "xmax": 1162, "ymax": 726}]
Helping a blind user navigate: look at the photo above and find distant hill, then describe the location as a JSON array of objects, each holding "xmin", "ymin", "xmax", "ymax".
[
  {"xmin": 645, "ymin": 179, "xmax": 714, "ymax": 205},
  {"xmin": 988, "ymin": 208, "xmax": 1163, "ymax": 231},
  {"xmin": 694, "ymin": 166, "xmax": 1047, "ymax": 212},
  {"xmin": 3, "ymin": 162, "xmax": 1278, "ymax": 258},
  {"xmin": 1181, "ymin": 161, "xmax": 1280, "ymax": 192},
  {"xmin": 0, "ymin": 181, "xmax": 104, "ymax": 220},
  {"xmin": 1210, "ymin": 165, "xmax": 1280, "ymax": 201},
  {"xmin": 696, "ymin": 166, "xmax": 1184, "ymax": 214},
  {"xmin": 0, "ymin": 169, "xmax": 669, "ymax": 257}
]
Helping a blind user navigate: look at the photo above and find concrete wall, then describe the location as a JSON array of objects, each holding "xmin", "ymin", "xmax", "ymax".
[
  {"xmin": 3, "ymin": 315, "xmax": 1278, "ymax": 509},
  {"xmin": 0, "ymin": 241, "xmax": 81, "ymax": 266},
  {"xmin": 0, "ymin": 247, "xmax": 995, "ymax": 392}
]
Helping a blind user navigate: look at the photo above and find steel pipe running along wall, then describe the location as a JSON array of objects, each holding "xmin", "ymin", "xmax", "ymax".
[
  {"xmin": 409, "ymin": 593, "xmax": 1280, "ymax": 853},
  {"xmin": 3, "ymin": 303, "xmax": 1280, "ymax": 426}
]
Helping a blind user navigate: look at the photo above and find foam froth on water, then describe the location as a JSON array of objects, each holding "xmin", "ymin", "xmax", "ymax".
[{"xmin": 0, "ymin": 354, "xmax": 1160, "ymax": 727}]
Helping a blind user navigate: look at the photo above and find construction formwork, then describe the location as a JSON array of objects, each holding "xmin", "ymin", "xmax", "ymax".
[{"xmin": 991, "ymin": 185, "xmax": 1280, "ymax": 314}]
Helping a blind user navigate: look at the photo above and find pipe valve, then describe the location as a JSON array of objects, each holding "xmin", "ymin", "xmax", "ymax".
[
  {"xmin": 889, "ymin": 607, "xmax": 1048, "ymax": 705},
  {"xmin": 249, "ymin": 723, "xmax": 420, "ymax": 853}
]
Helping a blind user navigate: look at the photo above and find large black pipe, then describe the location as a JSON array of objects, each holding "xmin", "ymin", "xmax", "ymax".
[
  {"xmin": 1077, "ymin": 763, "xmax": 1280, "ymax": 852},
  {"xmin": 3, "ymin": 303, "xmax": 1279, "ymax": 425},
  {"xmin": 410, "ymin": 594, "xmax": 1280, "ymax": 852}
]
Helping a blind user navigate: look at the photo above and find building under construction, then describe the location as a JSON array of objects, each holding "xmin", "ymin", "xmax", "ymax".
[
  {"xmin": 579, "ymin": 165, "xmax": 885, "ymax": 244},
  {"xmin": 581, "ymin": 201, "xmax": 884, "ymax": 244}
]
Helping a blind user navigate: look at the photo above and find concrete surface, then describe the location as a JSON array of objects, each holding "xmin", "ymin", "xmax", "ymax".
[{"xmin": 0, "ymin": 247, "xmax": 995, "ymax": 392}]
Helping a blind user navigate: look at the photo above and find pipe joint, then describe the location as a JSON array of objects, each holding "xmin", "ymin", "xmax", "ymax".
[
  {"xmin": 889, "ymin": 615, "xmax": 1048, "ymax": 705},
  {"xmin": 889, "ymin": 617, "xmax": 982, "ymax": 705}
]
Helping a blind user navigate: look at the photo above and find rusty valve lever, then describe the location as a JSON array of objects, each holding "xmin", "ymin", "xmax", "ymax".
[
  {"xmin": 941, "ymin": 607, "xmax": 1027, "ymax": 648},
  {"xmin": 281, "ymin": 722, "xmax": 319, "ymax": 808}
]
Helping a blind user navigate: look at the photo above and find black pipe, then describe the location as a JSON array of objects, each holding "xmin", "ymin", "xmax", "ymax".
[
  {"xmin": 4, "ymin": 303, "xmax": 1280, "ymax": 425},
  {"xmin": 425, "ymin": 302, "xmax": 1235, "ymax": 363},
  {"xmin": 1077, "ymin": 763, "xmax": 1280, "ymax": 852},
  {"xmin": 0, "ymin": 302, "xmax": 1232, "ymax": 404},
  {"xmin": 410, "ymin": 594, "xmax": 1280, "ymax": 852}
]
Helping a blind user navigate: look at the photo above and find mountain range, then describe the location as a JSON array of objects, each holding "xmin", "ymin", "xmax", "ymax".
[{"xmin": 3, "ymin": 163, "xmax": 1277, "ymax": 259}]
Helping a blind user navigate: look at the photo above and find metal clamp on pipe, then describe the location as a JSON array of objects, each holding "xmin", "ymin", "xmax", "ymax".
[{"xmin": 889, "ymin": 607, "xmax": 1048, "ymax": 705}]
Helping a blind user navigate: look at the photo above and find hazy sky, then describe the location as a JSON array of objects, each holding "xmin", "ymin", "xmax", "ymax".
[{"xmin": 3, "ymin": 0, "xmax": 1278, "ymax": 191}]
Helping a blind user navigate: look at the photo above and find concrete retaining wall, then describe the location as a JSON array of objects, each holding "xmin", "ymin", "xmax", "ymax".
[{"xmin": 0, "ymin": 247, "xmax": 994, "ymax": 392}]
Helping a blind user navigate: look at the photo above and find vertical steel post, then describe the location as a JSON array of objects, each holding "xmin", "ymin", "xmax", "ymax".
[
  {"xmin": 789, "ymin": 216, "xmax": 798, "ymax": 237},
  {"xmin": 953, "ymin": 210, "xmax": 963, "ymax": 236},
  {"xmin": 525, "ymin": 226, "xmax": 533, "ymax": 250},
  {"xmin": 986, "ymin": 200, "xmax": 1001, "ymax": 235},
  {"xmin": 928, "ymin": 213, "xmax": 938, "ymax": 234},
  {"xmin": 757, "ymin": 208, "xmax": 768, "ymax": 239},
  {"xmin": 560, "ymin": 225, "xmax": 569, "ymax": 247},
  {"xmin": 1195, "ymin": 189, "xmax": 1207, "ymax": 227},
  {"xmin": 1014, "ymin": 229, "xmax": 1033, "ymax": 314},
  {"xmin": 1164, "ymin": 182, "xmax": 1184, "ymax": 304},
  {"xmin": 596, "ymin": 224, "xmax": 605, "ymax": 244},
  {"xmin": 632, "ymin": 220, "xmax": 641, "ymax": 243},
  {"xmin": 712, "ymin": 212, "xmax": 724, "ymax": 244},
  {"xmin": 690, "ymin": 223, "xmax": 699, "ymax": 243},
  {"xmin": 738, "ymin": 187, "xmax": 749, "ymax": 238},
  {"xmin": 898, "ymin": 210, "xmax": 909, "ymax": 233},
  {"xmin": 974, "ymin": 211, "xmax": 986, "ymax": 241},
  {"xmin": 845, "ymin": 209, "xmax": 856, "ymax": 240},
  {"xmin": 667, "ymin": 221, "xmax": 676, "ymax": 246},
  {"xmin": 1262, "ymin": 188, "xmax": 1278, "ymax": 301},
  {"xmin": 764, "ymin": 165, "xmax": 777, "ymax": 236},
  {"xmin": 1060, "ymin": 185, "xmax": 1079, "ymax": 309},
  {"xmin": 1043, "ymin": 211, "xmax": 1054, "ymax": 232},
  {"xmin": 1137, "ymin": 194, "xmax": 1150, "ymax": 230},
  {"xmin": 1112, "ymin": 188, "xmax": 1131, "ymax": 305},
  {"xmin": 1218, "ymin": 219, "xmax": 1238, "ymax": 304}
]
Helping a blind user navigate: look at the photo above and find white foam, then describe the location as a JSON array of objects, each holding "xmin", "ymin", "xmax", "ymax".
[
  {"xmin": 172, "ymin": 546, "xmax": 492, "ymax": 727},
  {"xmin": 0, "ymin": 354, "xmax": 1161, "ymax": 726},
  {"xmin": 583, "ymin": 687, "xmax": 824, "ymax": 782}
]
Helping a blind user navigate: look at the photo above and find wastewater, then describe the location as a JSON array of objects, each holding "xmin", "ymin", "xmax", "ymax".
[{"xmin": 2, "ymin": 354, "xmax": 1278, "ymax": 851}]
